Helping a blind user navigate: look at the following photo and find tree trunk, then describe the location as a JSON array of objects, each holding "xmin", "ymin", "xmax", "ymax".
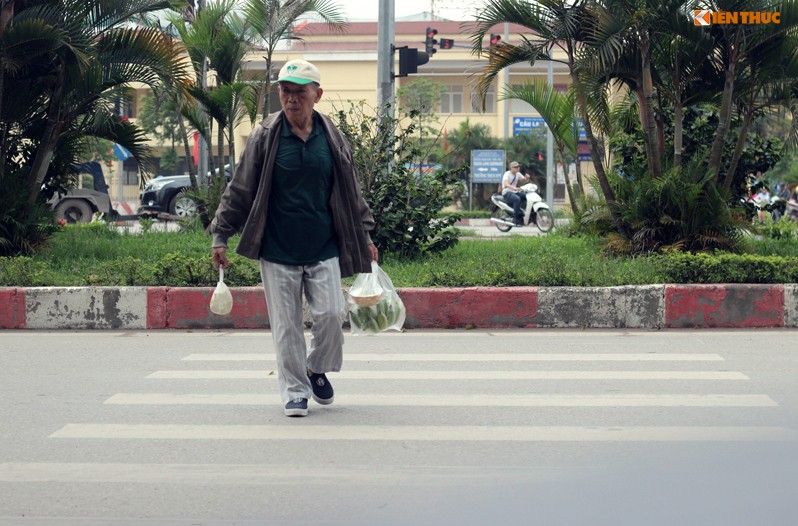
[
  {"xmin": 26, "ymin": 64, "xmax": 65, "ymax": 207},
  {"xmin": 0, "ymin": 0, "xmax": 11, "ymax": 178},
  {"xmin": 672, "ymin": 51, "xmax": 683, "ymax": 167},
  {"xmin": 177, "ymin": 115, "xmax": 211, "ymax": 227},
  {"xmin": 175, "ymin": 99, "xmax": 198, "ymax": 192},
  {"xmin": 723, "ymin": 105, "xmax": 754, "ymax": 195},
  {"xmin": 559, "ymin": 147, "xmax": 579, "ymax": 215},
  {"xmin": 640, "ymin": 35, "xmax": 661, "ymax": 179},
  {"xmin": 575, "ymin": 153, "xmax": 584, "ymax": 200},
  {"xmin": 262, "ymin": 59, "xmax": 273, "ymax": 118},
  {"xmin": 205, "ymin": 119, "xmax": 216, "ymax": 177},
  {"xmin": 673, "ymin": 101, "xmax": 684, "ymax": 167},
  {"xmin": 708, "ymin": 30, "xmax": 740, "ymax": 182},
  {"xmin": 217, "ymin": 122, "xmax": 224, "ymax": 176},
  {"xmin": 228, "ymin": 121, "xmax": 236, "ymax": 176},
  {"xmin": 571, "ymin": 71, "xmax": 616, "ymax": 210}
]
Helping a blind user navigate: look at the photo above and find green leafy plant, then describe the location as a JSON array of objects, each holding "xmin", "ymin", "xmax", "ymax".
[
  {"xmin": 0, "ymin": 256, "xmax": 50, "ymax": 286},
  {"xmin": 152, "ymin": 252, "xmax": 216, "ymax": 287},
  {"xmin": 584, "ymin": 155, "xmax": 750, "ymax": 255},
  {"xmin": 333, "ymin": 102, "xmax": 462, "ymax": 260},
  {"xmin": 0, "ymin": 170, "xmax": 59, "ymax": 257},
  {"xmin": 86, "ymin": 256, "xmax": 152, "ymax": 286}
]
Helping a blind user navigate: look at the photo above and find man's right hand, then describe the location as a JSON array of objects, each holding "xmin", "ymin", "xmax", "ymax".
[{"xmin": 212, "ymin": 247, "xmax": 229, "ymax": 269}]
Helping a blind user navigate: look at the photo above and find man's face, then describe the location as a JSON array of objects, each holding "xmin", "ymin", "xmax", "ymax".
[
  {"xmin": 278, "ymin": 81, "xmax": 322, "ymax": 123},
  {"xmin": 510, "ymin": 165, "xmax": 519, "ymax": 174}
]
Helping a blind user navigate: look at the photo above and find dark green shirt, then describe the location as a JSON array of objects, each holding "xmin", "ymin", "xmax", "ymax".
[{"xmin": 260, "ymin": 112, "xmax": 338, "ymax": 265}]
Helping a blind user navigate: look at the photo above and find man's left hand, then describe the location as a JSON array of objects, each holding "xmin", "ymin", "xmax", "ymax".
[{"xmin": 368, "ymin": 243, "xmax": 379, "ymax": 262}]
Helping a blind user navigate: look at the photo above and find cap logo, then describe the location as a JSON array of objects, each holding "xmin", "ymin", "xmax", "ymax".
[{"xmin": 287, "ymin": 65, "xmax": 298, "ymax": 74}]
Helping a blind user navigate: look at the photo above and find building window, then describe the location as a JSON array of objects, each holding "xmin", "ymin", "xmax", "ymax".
[
  {"xmin": 470, "ymin": 83, "xmax": 496, "ymax": 113},
  {"xmin": 124, "ymin": 95, "xmax": 137, "ymax": 118},
  {"xmin": 440, "ymin": 84, "xmax": 463, "ymax": 114}
]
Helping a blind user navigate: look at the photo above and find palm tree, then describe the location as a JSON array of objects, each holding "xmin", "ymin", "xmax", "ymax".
[
  {"xmin": 1, "ymin": 0, "xmax": 189, "ymax": 207},
  {"xmin": 503, "ymin": 79, "xmax": 583, "ymax": 213},
  {"xmin": 699, "ymin": 0, "xmax": 798, "ymax": 187},
  {"xmin": 242, "ymin": 0, "xmax": 347, "ymax": 117},
  {"xmin": 468, "ymin": 0, "xmax": 619, "ymax": 215}
]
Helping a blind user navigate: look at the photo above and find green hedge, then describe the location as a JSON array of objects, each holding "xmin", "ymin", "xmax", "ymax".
[
  {"xmin": 651, "ymin": 252, "xmax": 798, "ymax": 284},
  {"xmin": 2, "ymin": 224, "xmax": 797, "ymax": 287}
]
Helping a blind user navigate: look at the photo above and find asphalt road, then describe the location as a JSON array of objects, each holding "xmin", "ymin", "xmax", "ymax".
[{"xmin": 1, "ymin": 329, "xmax": 797, "ymax": 525}]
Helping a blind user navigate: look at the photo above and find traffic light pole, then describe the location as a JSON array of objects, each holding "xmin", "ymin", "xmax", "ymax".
[{"xmin": 377, "ymin": 0, "xmax": 395, "ymax": 119}]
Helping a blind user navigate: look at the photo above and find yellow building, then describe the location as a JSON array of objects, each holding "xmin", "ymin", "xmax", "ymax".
[{"xmin": 121, "ymin": 18, "xmax": 580, "ymax": 204}]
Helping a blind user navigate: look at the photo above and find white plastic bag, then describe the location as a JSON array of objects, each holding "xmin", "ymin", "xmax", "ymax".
[
  {"xmin": 209, "ymin": 267, "xmax": 233, "ymax": 315},
  {"xmin": 347, "ymin": 261, "xmax": 406, "ymax": 335}
]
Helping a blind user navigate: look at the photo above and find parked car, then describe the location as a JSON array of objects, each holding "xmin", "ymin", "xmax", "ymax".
[
  {"xmin": 138, "ymin": 175, "xmax": 196, "ymax": 217},
  {"xmin": 138, "ymin": 165, "xmax": 230, "ymax": 219}
]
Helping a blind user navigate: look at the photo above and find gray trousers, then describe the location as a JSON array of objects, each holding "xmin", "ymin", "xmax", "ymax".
[{"xmin": 259, "ymin": 257, "xmax": 345, "ymax": 403}]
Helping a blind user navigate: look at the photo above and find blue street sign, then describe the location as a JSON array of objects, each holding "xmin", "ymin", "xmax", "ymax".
[
  {"xmin": 513, "ymin": 116, "xmax": 547, "ymax": 136},
  {"xmin": 574, "ymin": 118, "xmax": 586, "ymax": 140},
  {"xmin": 113, "ymin": 144, "xmax": 132, "ymax": 161},
  {"xmin": 470, "ymin": 149, "xmax": 506, "ymax": 183}
]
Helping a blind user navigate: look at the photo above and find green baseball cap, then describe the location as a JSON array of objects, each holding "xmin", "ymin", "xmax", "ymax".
[{"xmin": 277, "ymin": 59, "xmax": 321, "ymax": 85}]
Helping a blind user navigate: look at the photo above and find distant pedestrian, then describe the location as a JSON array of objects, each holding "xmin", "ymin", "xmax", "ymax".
[{"xmin": 210, "ymin": 59, "xmax": 378, "ymax": 417}]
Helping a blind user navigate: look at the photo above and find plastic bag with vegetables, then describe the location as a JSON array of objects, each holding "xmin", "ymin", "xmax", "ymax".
[{"xmin": 347, "ymin": 261, "xmax": 405, "ymax": 335}]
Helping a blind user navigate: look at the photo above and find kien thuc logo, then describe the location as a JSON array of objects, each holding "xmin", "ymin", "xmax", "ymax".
[
  {"xmin": 694, "ymin": 9, "xmax": 781, "ymax": 25},
  {"xmin": 693, "ymin": 10, "xmax": 711, "ymax": 25}
]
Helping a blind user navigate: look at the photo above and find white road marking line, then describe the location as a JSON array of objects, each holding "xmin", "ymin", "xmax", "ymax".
[
  {"xmin": 104, "ymin": 393, "xmax": 777, "ymax": 407},
  {"xmin": 146, "ymin": 370, "xmax": 749, "ymax": 380},
  {"xmin": 49, "ymin": 424, "xmax": 798, "ymax": 442},
  {"xmin": 181, "ymin": 353, "xmax": 725, "ymax": 362},
  {"xmin": 0, "ymin": 463, "xmax": 586, "ymax": 485}
]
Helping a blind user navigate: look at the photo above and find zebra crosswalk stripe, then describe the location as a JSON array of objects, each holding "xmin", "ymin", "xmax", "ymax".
[
  {"xmin": 104, "ymin": 393, "xmax": 778, "ymax": 407},
  {"xmin": 49, "ymin": 423, "xmax": 798, "ymax": 442}
]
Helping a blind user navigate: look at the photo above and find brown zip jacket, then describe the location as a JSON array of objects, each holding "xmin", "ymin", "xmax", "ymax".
[{"xmin": 210, "ymin": 111, "xmax": 375, "ymax": 278}]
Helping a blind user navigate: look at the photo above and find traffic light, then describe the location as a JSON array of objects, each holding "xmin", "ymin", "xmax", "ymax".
[
  {"xmin": 534, "ymin": 152, "xmax": 544, "ymax": 161},
  {"xmin": 439, "ymin": 38, "xmax": 454, "ymax": 50},
  {"xmin": 425, "ymin": 27, "xmax": 438, "ymax": 55},
  {"xmin": 489, "ymin": 33, "xmax": 501, "ymax": 46},
  {"xmin": 397, "ymin": 46, "xmax": 430, "ymax": 77}
]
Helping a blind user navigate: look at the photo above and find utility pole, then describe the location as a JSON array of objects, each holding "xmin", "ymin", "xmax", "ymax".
[
  {"xmin": 196, "ymin": 0, "xmax": 208, "ymax": 185},
  {"xmin": 546, "ymin": 58, "xmax": 554, "ymax": 211},
  {"xmin": 502, "ymin": 23, "xmax": 509, "ymax": 140}
]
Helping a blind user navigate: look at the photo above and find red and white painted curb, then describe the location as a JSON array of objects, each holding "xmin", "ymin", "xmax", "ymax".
[{"xmin": 1, "ymin": 284, "xmax": 797, "ymax": 330}]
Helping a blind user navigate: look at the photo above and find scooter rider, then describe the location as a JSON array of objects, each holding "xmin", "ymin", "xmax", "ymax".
[{"xmin": 501, "ymin": 161, "xmax": 529, "ymax": 226}]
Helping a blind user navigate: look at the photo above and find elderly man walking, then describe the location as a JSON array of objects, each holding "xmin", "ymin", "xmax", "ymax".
[{"xmin": 210, "ymin": 59, "xmax": 379, "ymax": 417}]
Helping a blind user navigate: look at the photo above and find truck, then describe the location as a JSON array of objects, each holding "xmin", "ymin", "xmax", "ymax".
[{"xmin": 50, "ymin": 162, "xmax": 177, "ymax": 223}]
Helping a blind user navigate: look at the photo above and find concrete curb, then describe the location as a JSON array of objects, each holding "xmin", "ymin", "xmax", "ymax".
[{"xmin": 2, "ymin": 284, "xmax": 796, "ymax": 330}]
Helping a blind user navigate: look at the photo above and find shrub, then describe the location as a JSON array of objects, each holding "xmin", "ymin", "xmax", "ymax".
[
  {"xmin": 0, "ymin": 169, "xmax": 60, "ymax": 257},
  {"xmin": 0, "ymin": 256, "xmax": 51, "ymax": 286},
  {"xmin": 651, "ymin": 252, "xmax": 798, "ymax": 284},
  {"xmin": 152, "ymin": 252, "xmax": 216, "ymax": 287},
  {"xmin": 579, "ymin": 156, "xmax": 750, "ymax": 255},
  {"xmin": 756, "ymin": 215, "xmax": 798, "ymax": 240},
  {"xmin": 333, "ymin": 101, "xmax": 462, "ymax": 260},
  {"xmin": 85, "ymin": 257, "xmax": 152, "ymax": 286}
]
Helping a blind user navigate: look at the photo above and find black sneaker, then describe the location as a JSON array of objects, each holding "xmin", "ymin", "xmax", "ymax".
[
  {"xmin": 308, "ymin": 370, "xmax": 334, "ymax": 405},
  {"xmin": 284, "ymin": 398, "xmax": 308, "ymax": 417}
]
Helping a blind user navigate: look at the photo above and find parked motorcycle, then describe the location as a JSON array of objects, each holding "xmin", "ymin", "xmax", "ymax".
[
  {"xmin": 490, "ymin": 183, "xmax": 554, "ymax": 233},
  {"xmin": 786, "ymin": 200, "xmax": 798, "ymax": 222}
]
